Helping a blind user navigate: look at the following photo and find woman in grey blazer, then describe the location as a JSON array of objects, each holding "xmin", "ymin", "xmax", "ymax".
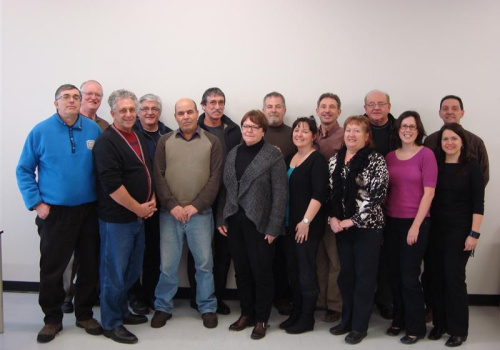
[{"xmin": 217, "ymin": 110, "xmax": 287, "ymax": 340}]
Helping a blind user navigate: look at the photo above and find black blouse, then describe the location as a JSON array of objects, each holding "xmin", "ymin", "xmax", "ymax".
[
  {"xmin": 431, "ymin": 161, "xmax": 484, "ymax": 229},
  {"xmin": 288, "ymin": 151, "xmax": 329, "ymax": 230}
]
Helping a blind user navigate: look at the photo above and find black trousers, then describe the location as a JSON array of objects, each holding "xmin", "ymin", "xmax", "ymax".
[
  {"xmin": 284, "ymin": 225, "xmax": 323, "ymax": 312},
  {"xmin": 386, "ymin": 217, "xmax": 429, "ymax": 336},
  {"xmin": 128, "ymin": 210, "xmax": 161, "ymax": 305},
  {"xmin": 336, "ymin": 227, "xmax": 382, "ymax": 332},
  {"xmin": 429, "ymin": 226, "xmax": 471, "ymax": 337},
  {"xmin": 227, "ymin": 210, "xmax": 275, "ymax": 322},
  {"xmin": 273, "ymin": 235, "xmax": 292, "ymax": 303},
  {"xmin": 36, "ymin": 203, "xmax": 99, "ymax": 324},
  {"xmin": 375, "ymin": 231, "xmax": 393, "ymax": 309}
]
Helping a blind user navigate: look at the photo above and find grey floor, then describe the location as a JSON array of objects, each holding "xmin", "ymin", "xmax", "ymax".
[{"xmin": 0, "ymin": 292, "xmax": 499, "ymax": 350}]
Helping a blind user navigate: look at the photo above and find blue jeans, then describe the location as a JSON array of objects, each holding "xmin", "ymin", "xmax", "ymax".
[
  {"xmin": 99, "ymin": 219, "xmax": 145, "ymax": 330},
  {"xmin": 155, "ymin": 208, "xmax": 216, "ymax": 314}
]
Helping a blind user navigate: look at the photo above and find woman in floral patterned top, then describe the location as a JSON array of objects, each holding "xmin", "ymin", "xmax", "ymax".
[{"xmin": 328, "ymin": 115, "xmax": 388, "ymax": 345}]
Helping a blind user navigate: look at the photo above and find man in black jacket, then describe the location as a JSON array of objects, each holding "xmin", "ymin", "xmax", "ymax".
[
  {"xmin": 128, "ymin": 94, "xmax": 172, "ymax": 315},
  {"xmin": 187, "ymin": 87, "xmax": 242, "ymax": 315},
  {"xmin": 363, "ymin": 89, "xmax": 396, "ymax": 320}
]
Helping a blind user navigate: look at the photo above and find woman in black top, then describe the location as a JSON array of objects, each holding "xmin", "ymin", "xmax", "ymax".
[
  {"xmin": 217, "ymin": 110, "xmax": 287, "ymax": 340},
  {"xmin": 328, "ymin": 115, "xmax": 389, "ymax": 345},
  {"xmin": 428, "ymin": 123, "xmax": 484, "ymax": 347},
  {"xmin": 279, "ymin": 117, "xmax": 328, "ymax": 334}
]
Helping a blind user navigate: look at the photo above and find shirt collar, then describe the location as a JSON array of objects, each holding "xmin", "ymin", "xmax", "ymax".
[{"xmin": 175, "ymin": 126, "xmax": 201, "ymax": 141}]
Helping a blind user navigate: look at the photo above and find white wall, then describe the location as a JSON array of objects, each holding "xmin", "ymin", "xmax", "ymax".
[{"xmin": 2, "ymin": 0, "xmax": 499, "ymax": 294}]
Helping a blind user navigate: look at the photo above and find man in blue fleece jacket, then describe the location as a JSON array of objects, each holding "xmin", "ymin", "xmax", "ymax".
[{"xmin": 16, "ymin": 84, "xmax": 103, "ymax": 343}]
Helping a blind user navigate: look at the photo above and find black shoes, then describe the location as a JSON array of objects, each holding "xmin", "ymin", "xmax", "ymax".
[
  {"xmin": 386, "ymin": 326, "xmax": 403, "ymax": 336},
  {"xmin": 345, "ymin": 331, "xmax": 367, "ymax": 344},
  {"xmin": 229, "ymin": 315, "xmax": 255, "ymax": 331},
  {"xmin": 285, "ymin": 315, "xmax": 314, "ymax": 334},
  {"xmin": 123, "ymin": 312, "xmax": 148, "ymax": 325},
  {"xmin": 150, "ymin": 310, "xmax": 172, "ymax": 328},
  {"xmin": 279, "ymin": 312, "xmax": 300, "ymax": 330},
  {"xmin": 130, "ymin": 300, "xmax": 150, "ymax": 315},
  {"xmin": 377, "ymin": 304, "xmax": 394, "ymax": 320},
  {"xmin": 401, "ymin": 334, "xmax": 425, "ymax": 345},
  {"xmin": 428, "ymin": 327, "xmax": 446, "ymax": 340},
  {"xmin": 217, "ymin": 300, "xmax": 231, "ymax": 315},
  {"xmin": 61, "ymin": 301, "xmax": 74, "ymax": 314},
  {"xmin": 103, "ymin": 325, "xmax": 138, "ymax": 344},
  {"xmin": 445, "ymin": 336, "xmax": 467, "ymax": 347},
  {"xmin": 274, "ymin": 299, "xmax": 292, "ymax": 316},
  {"xmin": 202, "ymin": 312, "xmax": 218, "ymax": 328},
  {"xmin": 330, "ymin": 323, "xmax": 351, "ymax": 335},
  {"xmin": 37, "ymin": 323, "xmax": 63, "ymax": 343}
]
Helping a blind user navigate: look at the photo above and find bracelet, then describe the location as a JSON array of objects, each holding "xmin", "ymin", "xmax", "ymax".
[{"xmin": 469, "ymin": 230, "xmax": 480, "ymax": 239}]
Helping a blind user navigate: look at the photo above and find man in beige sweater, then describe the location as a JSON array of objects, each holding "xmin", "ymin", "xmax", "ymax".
[{"xmin": 151, "ymin": 98, "xmax": 223, "ymax": 330}]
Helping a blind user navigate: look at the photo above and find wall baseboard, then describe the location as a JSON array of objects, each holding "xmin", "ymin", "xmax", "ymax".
[{"xmin": 3, "ymin": 281, "xmax": 498, "ymax": 306}]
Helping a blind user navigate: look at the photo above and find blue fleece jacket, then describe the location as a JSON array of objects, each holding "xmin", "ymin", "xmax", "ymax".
[{"xmin": 16, "ymin": 113, "xmax": 102, "ymax": 209}]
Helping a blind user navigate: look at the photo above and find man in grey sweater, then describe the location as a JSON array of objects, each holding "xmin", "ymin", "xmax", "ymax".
[{"xmin": 151, "ymin": 98, "xmax": 223, "ymax": 330}]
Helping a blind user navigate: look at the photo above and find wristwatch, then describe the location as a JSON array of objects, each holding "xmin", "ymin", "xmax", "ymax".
[{"xmin": 302, "ymin": 218, "xmax": 310, "ymax": 225}]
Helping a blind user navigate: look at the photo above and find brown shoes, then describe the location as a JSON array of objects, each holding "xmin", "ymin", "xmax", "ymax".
[
  {"xmin": 151, "ymin": 310, "xmax": 173, "ymax": 328},
  {"xmin": 37, "ymin": 323, "xmax": 63, "ymax": 343},
  {"xmin": 251, "ymin": 322, "xmax": 268, "ymax": 340},
  {"xmin": 76, "ymin": 318, "xmax": 103, "ymax": 335},
  {"xmin": 229, "ymin": 315, "xmax": 256, "ymax": 331},
  {"xmin": 322, "ymin": 309, "xmax": 341, "ymax": 323},
  {"xmin": 202, "ymin": 312, "xmax": 218, "ymax": 329}
]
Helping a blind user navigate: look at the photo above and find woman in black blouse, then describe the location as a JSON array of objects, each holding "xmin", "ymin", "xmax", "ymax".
[
  {"xmin": 328, "ymin": 115, "xmax": 389, "ymax": 345},
  {"xmin": 279, "ymin": 117, "xmax": 328, "ymax": 334},
  {"xmin": 428, "ymin": 123, "xmax": 484, "ymax": 347}
]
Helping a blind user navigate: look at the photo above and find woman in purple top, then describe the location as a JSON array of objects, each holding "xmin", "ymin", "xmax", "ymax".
[{"xmin": 384, "ymin": 111, "xmax": 438, "ymax": 344}]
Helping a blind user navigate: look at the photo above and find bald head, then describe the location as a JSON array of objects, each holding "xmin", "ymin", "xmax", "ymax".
[
  {"xmin": 174, "ymin": 98, "xmax": 199, "ymax": 138},
  {"xmin": 175, "ymin": 98, "xmax": 197, "ymax": 114}
]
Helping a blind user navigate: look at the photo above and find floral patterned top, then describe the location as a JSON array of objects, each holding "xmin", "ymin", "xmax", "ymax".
[{"xmin": 328, "ymin": 152, "xmax": 388, "ymax": 228}]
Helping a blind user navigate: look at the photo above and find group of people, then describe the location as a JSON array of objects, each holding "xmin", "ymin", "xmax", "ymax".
[{"xmin": 16, "ymin": 83, "xmax": 488, "ymax": 347}]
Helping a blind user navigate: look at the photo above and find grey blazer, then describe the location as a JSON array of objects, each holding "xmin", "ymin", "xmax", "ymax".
[{"xmin": 218, "ymin": 141, "xmax": 287, "ymax": 237}]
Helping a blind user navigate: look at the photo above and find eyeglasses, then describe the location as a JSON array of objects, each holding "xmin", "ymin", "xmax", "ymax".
[
  {"xmin": 365, "ymin": 102, "xmax": 388, "ymax": 109},
  {"xmin": 208, "ymin": 100, "xmax": 225, "ymax": 107},
  {"xmin": 140, "ymin": 107, "xmax": 160, "ymax": 113},
  {"xmin": 82, "ymin": 91, "xmax": 103, "ymax": 99},
  {"xmin": 56, "ymin": 94, "xmax": 81, "ymax": 102},
  {"xmin": 400, "ymin": 124, "xmax": 417, "ymax": 131},
  {"xmin": 242, "ymin": 124, "xmax": 262, "ymax": 131},
  {"xmin": 116, "ymin": 107, "xmax": 136, "ymax": 115}
]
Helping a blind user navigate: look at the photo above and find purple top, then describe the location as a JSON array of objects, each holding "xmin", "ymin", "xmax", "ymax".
[{"xmin": 385, "ymin": 146, "xmax": 437, "ymax": 218}]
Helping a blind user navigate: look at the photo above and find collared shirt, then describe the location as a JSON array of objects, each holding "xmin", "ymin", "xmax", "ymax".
[
  {"xmin": 175, "ymin": 126, "xmax": 201, "ymax": 142},
  {"xmin": 315, "ymin": 122, "xmax": 344, "ymax": 161}
]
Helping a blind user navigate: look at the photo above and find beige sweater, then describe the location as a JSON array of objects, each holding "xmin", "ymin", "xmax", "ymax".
[{"xmin": 154, "ymin": 129, "xmax": 223, "ymax": 212}]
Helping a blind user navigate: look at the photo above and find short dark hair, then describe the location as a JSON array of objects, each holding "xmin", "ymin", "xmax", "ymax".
[
  {"xmin": 393, "ymin": 111, "xmax": 426, "ymax": 148},
  {"xmin": 55, "ymin": 84, "xmax": 80, "ymax": 100},
  {"xmin": 241, "ymin": 110, "xmax": 269, "ymax": 133},
  {"xmin": 201, "ymin": 87, "xmax": 225, "ymax": 105},
  {"xmin": 435, "ymin": 122, "xmax": 471, "ymax": 176},
  {"xmin": 440, "ymin": 95, "xmax": 463, "ymax": 110},
  {"xmin": 292, "ymin": 116, "xmax": 318, "ymax": 135},
  {"xmin": 317, "ymin": 93, "xmax": 341, "ymax": 109},
  {"xmin": 343, "ymin": 115, "xmax": 375, "ymax": 149},
  {"xmin": 263, "ymin": 91, "xmax": 286, "ymax": 108}
]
